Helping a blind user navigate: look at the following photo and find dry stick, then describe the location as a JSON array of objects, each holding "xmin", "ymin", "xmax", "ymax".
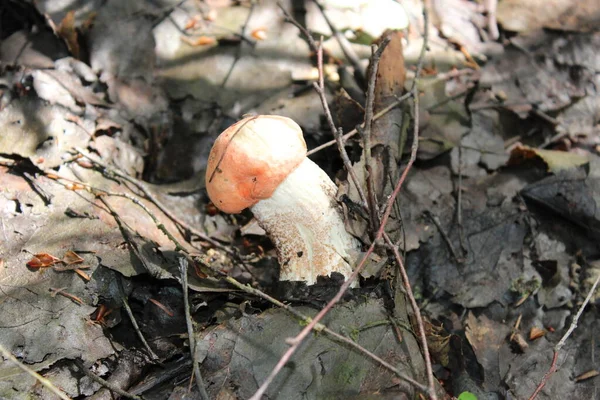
[
  {"xmin": 102, "ymin": 191, "xmax": 186, "ymax": 252},
  {"xmin": 0, "ymin": 343, "xmax": 73, "ymax": 400},
  {"xmin": 98, "ymin": 196, "xmax": 160, "ymax": 362},
  {"xmin": 528, "ymin": 273, "xmax": 600, "ymax": 400},
  {"xmin": 120, "ymin": 282, "xmax": 161, "ymax": 362},
  {"xmin": 17, "ymin": 159, "xmax": 430, "ymax": 396},
  {"xmin": 277, "ymin": 4, "xmax": 369, "ymax": 211},
  {"xmin": 307, "ymin": 96, "xmax": 409, "ymax": 156},
  {"xmin": 75, "ymin": 360, "xmax": 143, "ymax": 400},
  {"xmin": 313, "ymin": 41, "xmax": 369, "ymax": 211},
  {"xmin": 56, "ymin": 169, "xmax": 412, "ymax": 395},
  {"xmin": 456, "ymin": 143, "xmax": 466, "ymax": 253},
  {"xmin": 225, "ymin": 277, "xmax": 429, "ymax": 392},
  {"xmin": 179, "ymin": 258, "xmax": 210, "ymax": 400},
  {"xmin": 311, "ymin": 0, "xmax": 366, "ymax": 81},
  {"xmin": 383, "ymin": 232, "xmax": 436, "ymax": 393},
  {"xmin": 361, "ymin": 38, "xmax": 391, "ymax": 231},
  {"xmin": 74, "ymin": 148, "xmax": 228, "ymax": 252},
  {"xmin": 401, "ymin": 5, "xmax": 437, "ymax": 398},
  {"xmin": 424, "ymin": 211, "xmax": 463, "ymax": 263},
  {"xmin": 249, "ymin": 4, "xmax": 435, "ymax": 399},
  {"xmin": 308, "ymin": 67, "xmax": 472, "ymax": 157}
]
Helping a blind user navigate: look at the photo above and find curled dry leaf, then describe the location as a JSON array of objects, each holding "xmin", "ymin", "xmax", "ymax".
[
  {"xmin": 528, "ymin": 327, "xmax": 546, "ymax": 341},
  {"xmin": 251, "ymin": 27, "xmax": 268, "ymax": 41},
  {"xmin": 181, "ymin": 35, "xmax": 217, "ymax": 46},
  {"xmin": 574, "ymin": 370, "xmax": 600, "ymax": 382},
  {"xmin": 509, "ymin": 145, "xmax": 589, "ymax": 173},
  {"xmin": 57, "ymin": 10, "xmax": 80, "ymax": 59},
  {"xmin": 62, "ymin": 250, "xmax": 84, "ymax": 265},
  {"xmin": 26, "ymin": 253, "xmax": 61, "ymax": 269}
]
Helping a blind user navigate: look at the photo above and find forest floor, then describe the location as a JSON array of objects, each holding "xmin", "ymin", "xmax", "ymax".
[{"xmin": 1, "ymin": 0, "xmax": 600, "ymax": 399}]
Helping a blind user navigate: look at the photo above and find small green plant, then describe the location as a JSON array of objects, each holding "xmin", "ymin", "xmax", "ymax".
[{"xmin": 457, "ymin": 391, "xmax": 478, "ymax": 400}]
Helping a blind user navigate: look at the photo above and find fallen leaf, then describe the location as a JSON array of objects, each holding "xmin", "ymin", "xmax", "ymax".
[
  {"xmin": 181, "ymin": 35, "xmax": 217, "ymax": 46},
  {"xmin": 497, "ymin": 0, "xmax": 600, "ymax": 33},
  {"xmin": 529, "ymin": 327, "xmax": 546, "ymax": 340},
  {"xmin": 509, "ymin": 145, "xmax": 589, "ymax": 173},
  {"xmin": 574, "ymin": 369, "xmax": 600, "ymax": 382},
  {"xmin": 27, "ymin": 253, "xmax": 61, "ymax": 269},
  {"xmin": 57, "ymin": 11, "xmax": 80, "ymax": 59},
  {"xmin": 63, "ymin": 250, "xmax": 84, "ymax": 265},
  {"xmin": 251, "ymin": 27, "xmax": 267, "ymax": 41}
]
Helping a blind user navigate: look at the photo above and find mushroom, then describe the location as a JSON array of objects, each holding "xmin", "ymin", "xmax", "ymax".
[{"xmin": 206, "ymin": 115, "xmax": 360, "ymax": 286}]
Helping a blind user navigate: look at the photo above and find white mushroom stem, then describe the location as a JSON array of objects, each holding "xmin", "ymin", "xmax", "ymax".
[{"xmin": 250, "ymin": 158, "xmax": 360, "ymax": 286}]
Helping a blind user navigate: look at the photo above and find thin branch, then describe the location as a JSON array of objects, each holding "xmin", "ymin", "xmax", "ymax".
[
  {"xmin": 277, "ymin": 4, "xmax": 370, "ymax": 211},
  {"xmin": 116, "ymin": 277, "xmax": 160, "ymax": 362},
  {"xmin": 179, "ymin": 258, "xmax": 210, "ymax": 400},
  {"xmin": 312, "ymin": 0, "xmax": 366, "ymax": 81},
  {"xmin": 384, "ymin": 232, "xmax": 436, "ymax": 398},
  {"xmin": 249, "ymin": 3, "xmax": 435, "ymax": 399},
  {"xmin": 307, "ymin": 93, "xmax": 411, "ymax": 156},
  {"xmin": 74, "ymin": 148, "xmax": 228, "ymax": 252},
  {"xmin": 361, "ymin": 38, "xmax": 391, "ymax": 232},
  {"xmin": 313, "ymin": 41, "xmax": 370, "ymax": 211},
  {"xmin": 0, "ymin": 344, "xmax": 73, "ymax": 400},
  {"xmin": 75, "ymin": 360, "xmax": 142, "ymax": 400},
  {"xmin": 225, "ymin": 277, "xmax": 429, "ymax": 393},
  {"xmin": 528, "ymin": 272, "xmax": 600, "ymax": 400},
  {"xmin": 424, "ymin": 211, "xmax": 464, "ymax": 264}
]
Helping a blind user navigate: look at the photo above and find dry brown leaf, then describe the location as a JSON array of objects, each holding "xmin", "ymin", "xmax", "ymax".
[
  {"xmin": 251, "ymin": 27, "xmax": 268, "ymax": 41},
  {"xmin": 528, "ymin": 327, "xmax": 546, "ymax": 341},
  {"xmin": 574, "ymin": 370, "xmax": 600, "ymax": 382},
  {"xmin": 181, "ymin": 35, "xmax": 217, "ymax": 46},
  {"xmin": 509, "ymin": 145, "xmax": 589, "ymax": 173},
  {"xmin": 57, "ymin": 10, "xmax": 80, "ymax": 59}
]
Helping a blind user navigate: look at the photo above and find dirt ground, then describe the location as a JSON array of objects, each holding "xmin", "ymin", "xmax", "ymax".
[{"xmin": 1, "ymin": 0, "xmax": 600, "ymax": 399}]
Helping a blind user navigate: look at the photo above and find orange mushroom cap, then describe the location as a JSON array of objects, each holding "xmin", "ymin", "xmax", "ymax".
[{"xmin": 205, "ymin": 115, "xmax": 307, "ymax": 213}]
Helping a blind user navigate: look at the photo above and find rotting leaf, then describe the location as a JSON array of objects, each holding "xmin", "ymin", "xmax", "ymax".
[
  {"xmin": 465, "ymin": 312, "xmax": 511, "ymax": 392},
  {"xmin": 194, "ymin": 298, "xmax": 426, "ymax": 399},
  {"xmin": 509, "ymin": 145, "xmax": 589, "ymax": 173}
]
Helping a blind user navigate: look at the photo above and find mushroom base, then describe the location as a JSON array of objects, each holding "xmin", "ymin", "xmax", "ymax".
[{"xmin": 251, "ymin": 158, "xmax": 360, "ymax": 286}]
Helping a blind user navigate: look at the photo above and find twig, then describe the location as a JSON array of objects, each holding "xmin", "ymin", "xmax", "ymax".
[
  {"xmin": 307, "ymin": 94, "xmax": 410, "ymax": 156},
  {"xmin": 400, "ymin": 6, "xmax": 437, "ymax": 398},
  {"xmin": 119, "ymin": 285, "xmax": 160, "ymax": 362},
  {"xmin": 75, "ymin": 360, "xmax": 143, "ymax": 400},
  {"xmin": 278, "ymin": 4, "xmax": 370, "ymax": 211},
  {"xmin": 528, "ymin": 272, "xmax": 600, "ymax": 400},
  {"xmin": 307, "ymin": 67, "xmax": 473, "ymax": 156},
  {"xmin": 220, "ymin": 2, "xmax": 256, "ymax": 89},
  {"xmin": 424, "ymin": 211, "xmax": 463, "ymax": 263},
  {"xmin": 74, "ymin": 148, "xmax": 228, "ymax": 251},
  {"xmin": 95, "ymin": 221, "xmax": 159, "ymax": 361},
  {"xmin": 179, "ymin": 258, "xmax": 210, "ymax": 400},
  {"xmin": 0, "ymin": 343, "xmax": 72, "ymax": 400},
  {"xmin": 49, "ymin": 287, "xmax": 84, "ymax": 305},
  {"xmin": 225, "ymin": 277, "xmax": 429, "ymax": 393},
  {"xmin": 102, "ymin": 191, "xmax": 186, "ymax": 252},
  {"xmin": 383, "ymin": 232, "xmax": 435, "ymax": 397},
  {"xmin": 311, "ymin": 0, "xmax": 366, "ymax": 81},
  {"xmin": 249, "ymin": 3, "xmax": 435, "ymax": 399},
  {"xmin": 361, "ymin": 38, "xmax": 391, "ymax": 232},
  {"xmin": 456, "ymin": 143, "xmax": 466, "ymax": 253},
  {"xmin": 313, "ymin": 41, "xmax": 370, "ymax": 211}
]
